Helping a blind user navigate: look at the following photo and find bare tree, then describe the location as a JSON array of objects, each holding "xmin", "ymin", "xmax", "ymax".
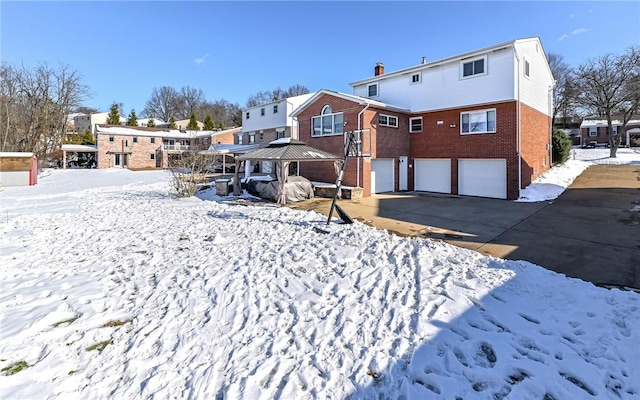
[
  {"xmin": 0, "ymin": 62, "xmax": 89, "ymax": 154},
  {"xmin": 142, "ymin": 86, "xmax": 180, "ymax": 122},
  {"xmin": 547, "ymin": 53, "xmax": 577, "ymax": 128},
  {"xmin": 179, "ymin": 86, "xmax": 205, "ymax": 120},
  {"xmin": 245, "ymin": 84, "xmax": 310, "ymax": 107},
  {"xmin": 575, "ymin": 46, "xmax": 640, "ymax": 157}
]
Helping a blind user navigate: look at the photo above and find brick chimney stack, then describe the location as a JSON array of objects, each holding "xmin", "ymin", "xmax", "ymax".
[{"xmin": 374, "ymin": 62, "xmax": 384, "ymax": 76}]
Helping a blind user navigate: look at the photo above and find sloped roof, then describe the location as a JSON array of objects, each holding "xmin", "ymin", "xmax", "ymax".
[
  {"xmin": 237, "ymin": 138, "xmax": 340, "ymax": 162},
  {"xmin": 199, "ymin": 143, "xmax": 260, "ymax": 155},
  {"xmin": 289, "ymin": 89, "xmax": 410, "ymax": 118}
]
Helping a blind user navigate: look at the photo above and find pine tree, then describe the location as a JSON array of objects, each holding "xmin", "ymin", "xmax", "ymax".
[
  {"xmin": 168, "ymin": 116, "xmax": 177, "ymax": 129},
  {"xmin": 106, "ymin": 102, "xmax": 121, "ymax": 125},
  {"xmin": 126, "ymin": 109, "xmax": 138, "ymax": 126},
  {"xmin": 147, "ymin": 118, "xmax": 156, "ymax": 128},
  {"xmin": 81, "ymin": 130, "xmax": 96, "ymax": 145},
  {"xmin": 203, "ymin": 115, "xmax": 215, "ymax": 130},
  {"xmin": 218, "ymin": 121, "xmax": 225, "ymax": 130},
  {"xmin": 187, "ymin": 112, "xmax": 200, "ymax": 130}
]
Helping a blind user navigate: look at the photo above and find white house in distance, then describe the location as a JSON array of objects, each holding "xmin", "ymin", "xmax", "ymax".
[{"xmin": 238, "ymin": 93, "xmax": 315, "ymax": 145}]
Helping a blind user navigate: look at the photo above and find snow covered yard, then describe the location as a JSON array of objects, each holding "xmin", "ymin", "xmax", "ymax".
[{"xmin": 0, "ymin": 158, "xmax": 639, "ymax": 399}]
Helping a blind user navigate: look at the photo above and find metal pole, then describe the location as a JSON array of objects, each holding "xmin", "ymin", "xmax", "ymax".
[{"xmin": 326, "ymin": 131, "xmax": 356, "ymax": 226}]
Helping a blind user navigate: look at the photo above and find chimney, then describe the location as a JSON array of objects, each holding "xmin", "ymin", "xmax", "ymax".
[
  {"xmin": 421, "ymin": 56, "xmax": 427, "ymax": 64},
  {"xmin": 374, "ymin": 62, "xmax": 384, "ymax": 76}
]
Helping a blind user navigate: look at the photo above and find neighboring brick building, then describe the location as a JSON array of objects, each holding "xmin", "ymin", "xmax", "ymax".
[
  {"xmin": 95, "ymin": 125, "xmax": 240, "ymax": 169},
  {"xmin": 291, "ymin": 37, "xmax": 554, "ymax": 199},
  {"xmin": 579, "ymin": 119, "xmax": 640, "ymax": 147}
]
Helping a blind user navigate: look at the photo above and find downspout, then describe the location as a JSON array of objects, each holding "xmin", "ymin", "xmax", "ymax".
[
  {"xmin": 356, "ymin": 103, "xmax": 370, "ymax": 188},
  {"xmin": 548, "ymin": 80, "xmax": 556, "ymax": 164},
  {"xmin": 514, "ymin": 49, "xmax": 522, "ymax": 199}
]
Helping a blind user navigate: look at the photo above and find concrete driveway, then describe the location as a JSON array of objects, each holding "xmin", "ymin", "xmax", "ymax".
[{"xmin": 291, "ymin": 164, "xmax": 640, "ymax": 289}]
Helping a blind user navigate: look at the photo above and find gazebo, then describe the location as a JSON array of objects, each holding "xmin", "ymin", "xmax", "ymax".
[{"xmin": 235, "ymin": 138, "xmax": 341, "ymax": 204}]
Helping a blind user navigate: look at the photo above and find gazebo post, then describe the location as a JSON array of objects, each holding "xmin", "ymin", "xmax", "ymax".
[{"xmin": 233, "ymin": 160, "xmax": 242, "ymax": 196}]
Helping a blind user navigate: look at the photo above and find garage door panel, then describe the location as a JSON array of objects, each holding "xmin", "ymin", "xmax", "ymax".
[
  {"xmin": 414, "ymin": 159, "xmax": 451, "ymax": 194},
  {"xmin": 371, "ymin": 159, "xmax": 394, "ymax": 194},
  {"xmin": 458, "ymin": 159, "xmax": 507, "ymax": 199}
]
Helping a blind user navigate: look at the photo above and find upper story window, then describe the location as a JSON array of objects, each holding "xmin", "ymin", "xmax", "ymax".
[
  {"xmin": 133, "ymin": 137, "xmax": 138, "ymax": 143},
  {"xmin": 312, "ymin": 105, "xmax": 344, "ymax": 137},
  {"xmin": 588, "ymin": 127, "xmax": 597, "ymax": 137},
  {"xmin": 409, "ymin": 117, "xmax": 422, "ymax": 133},
  {"xmin": 261, "ymin": 108, "xmax": 265, "ymax": 116},
  {"xmin": 150, "ymin": 137, "xmax": 155, "ymax": 144},
  {"xmin": 245, "ymin": 112, "xmax": 250, "ymax": 120},
  {"xmin": 411, "ymin": 73, "xmax": 421, "ymax": 84},
  {"xmin": 461, "ymin": 109, "xmax": 496, "ymax": 134},
  {"xmin": 379, "ymin": 114, "xmax": 398, "ymax": 128},
  {"xmin": 109, "ymin": 136, "xmax": 114, "ymax": 142},
  {"xmin": 367, "ymin": 83, "xmax": 378, "ymax": 97},
  {"xmin": 523, "ymin": 58, "xmax": 531, "ymax": 78},
  {"xmin": 273, "ymin": 105, "xmax": 278, "ymax": 114},
  {"xmin": 461, "ymin": 56, "xmax": 486, "ymax": 78}
]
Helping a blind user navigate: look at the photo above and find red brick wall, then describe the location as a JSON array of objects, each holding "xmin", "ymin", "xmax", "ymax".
[
  {"xmin": 97, "ymin": 134, "xmax": 161, "ymax": 169},
  {"xmin": 409, "ymin": 101, "xmax": 520, "ymax": 199},
  {"xmin": 581, "ymin": 127, "xmax": 610, "ymax": 145},
  {"xmin": 297, "ymin": 94, "xmax": 410, "ymax": 196},
  {"xmin": 520, "ymin": 103, "xmax": 551, "ymax": 187}
]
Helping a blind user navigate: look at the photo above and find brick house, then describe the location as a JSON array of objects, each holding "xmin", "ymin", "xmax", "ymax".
[
  {"xmin": 580, "ymin": 119, "xmax": 640, "ymax": 147},
  {"xmin": 95, "ymin": 125, "xmax": 239, "ymax": 169},
  {"xmin": 291, "ymin": 37, "xmax": 554, "ymax": 200}
]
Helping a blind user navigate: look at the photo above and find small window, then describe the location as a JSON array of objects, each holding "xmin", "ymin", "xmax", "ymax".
[
  {"xmin": 261, "ymin": 108, "xmax": 265, "ymax": 116},
  {"xmin": 409, "ymin": 117, "xmax": 422, "ymax": 133},
  {"xmin": 150, "ymin": 137, "xmax": 155, "ymax": 144},
  {"xmin": 462, "ymin": 56, "xmax": 486, "ymax": 78},
  {"xmin": 273, "ymin": 105, "xmax": 278, "ymax": 114},
  {"xmin": 589, "ymin": 127, "xmax": 597, "ymax": 137},
  {"xmin": 379, "ymin": 114, "xmax": 399, "ymax": 128},
  {"xmin": 524, "ymin": 59, "xmax": 530, "ymax": 78},
  {"xmin": 411, "ymin": 73, "xmax": 421, "ymax": 84},
  {"xmin": 150, "ymin": 153, "xmax": 155, "ymax": 160},
  {"xmin": 367, "ymin": 83, "xmax": 378, "ymax": 97},
  {"xmin": 461, "ymin": 109, "xmax": 496, "ymax": 134},
  {"xmin": 249, "ymin": 134, "xmax": 255, "ymax": 144},
  {"xmin": 133, "ymin": 137, "xmax": 138, "ymax": 143},
  {"xmin": 109, "ymin": 136, "xmax": 114, "ymax": 142},
  {"xmin": 245, "ymin": 112, "xmax": 250, "ymax": 119}
]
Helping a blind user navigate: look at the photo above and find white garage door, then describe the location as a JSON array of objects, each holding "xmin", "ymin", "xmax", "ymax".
[
  {"xmin": 458, "ymin": 159, "xmax": 507, "ymax": 199},
  {"xmin": 371, "ymin": 159, "xmax": 394, "ymax": 194},
  {"xmin": 414, "ymin": 158, "xmax": 451, "ymax": 194}
]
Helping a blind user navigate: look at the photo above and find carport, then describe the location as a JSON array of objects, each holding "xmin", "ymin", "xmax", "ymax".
[
  {"xmin": 235, "ymin": 138, "xmax": 341, "ymax": 204},
  {"xmin": 61, "ymin": 144, "xmax": 98, "ymax": 169}
]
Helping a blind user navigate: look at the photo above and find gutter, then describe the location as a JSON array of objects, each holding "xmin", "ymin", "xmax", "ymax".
[{"xmin": 356, "ymin": 103, "xmax": 370, "ymax": 188}]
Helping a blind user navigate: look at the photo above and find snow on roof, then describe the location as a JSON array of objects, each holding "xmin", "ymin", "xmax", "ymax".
[
  {"xmin": 61, "ymin": 144, "xmax": 98, "ymax": 152},
  {"xmin": 96, "ymin": 125, "xmax": 224, "ymax": 139},
  {"xmin": 0, "ymin": 152, "xmax": 34, "ymax": 158},
  {"xmin": 580, "ymin": 119, "xmax": 640, "ymax": 128},
  {"xmin": 290, "ymin": 89, "xmax": 410, "ymax": 117}
]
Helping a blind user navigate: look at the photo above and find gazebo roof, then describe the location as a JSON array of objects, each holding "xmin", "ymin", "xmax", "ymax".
[{"xmin": 237, "ymin": 138, "xmax": 340, "ymax": 162}]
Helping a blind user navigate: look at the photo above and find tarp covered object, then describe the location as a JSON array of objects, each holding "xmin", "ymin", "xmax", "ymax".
[{"xmin": 246, "ymin": 176, "xmax": 314, "ymax": 203}]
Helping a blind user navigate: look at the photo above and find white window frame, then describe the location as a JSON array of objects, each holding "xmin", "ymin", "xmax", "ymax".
[
  {"xmin": 311, "ymin": 105, "xmax": 344, "ymax": 137},
  {"xmin": 409, "ymin": 117, "xmax": 423, "ymax": 133},
  {"xmin": 411, "ymin": 72, "xmax": 421, "ymax": 84},
  {"xmin": 367, "ymin": 82, "xmax": 379, "ymax": 98},
  {"xmin": 460, "ymin": 55, "xmax": 487, "ymax": 79},
  {"xmin": 460, "ymin": 109, "xmax": 497, "ymax": 135},
  {"xmin": 524, "ymin": 58, "xmax": 530, "ymax": 78},
  {"xmin": 589, "ymin": 127, "xmax": 597, "ymax": 137},
  {"xmin": 379, "ymin": 114, "xmax": 399, "ymax": 128},
  {"xmin": 249, "ymin": 134, "xmax": 255, "ymax": 144}
]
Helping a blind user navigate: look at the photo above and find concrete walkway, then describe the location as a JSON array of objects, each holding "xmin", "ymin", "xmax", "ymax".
[{"xmin": 290, "ymin": 164, "xmax": 640, "ymax": 289}]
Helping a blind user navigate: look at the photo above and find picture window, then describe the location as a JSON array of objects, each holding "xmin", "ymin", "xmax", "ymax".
[{"xmin": 461, "ymin": 109, "xmax": 496, "ymax": 134}]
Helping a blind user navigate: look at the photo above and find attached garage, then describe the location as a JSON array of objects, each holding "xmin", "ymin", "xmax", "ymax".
[
  {"xmin": 371, "ymin": 158, "xmax": 394, "ymax": 194},
  {"xmin": 458, "ymin": 159, "xmax": 507, "ymax": 199},
  {"xmin": 414, "ymin": 158, "xmax": 451, "ymax": 194}
]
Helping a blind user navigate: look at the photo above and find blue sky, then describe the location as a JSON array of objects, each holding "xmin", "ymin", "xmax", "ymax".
[{"xmin": 2, "ymin": 1, "xmax": 639, "ymax": 115}]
